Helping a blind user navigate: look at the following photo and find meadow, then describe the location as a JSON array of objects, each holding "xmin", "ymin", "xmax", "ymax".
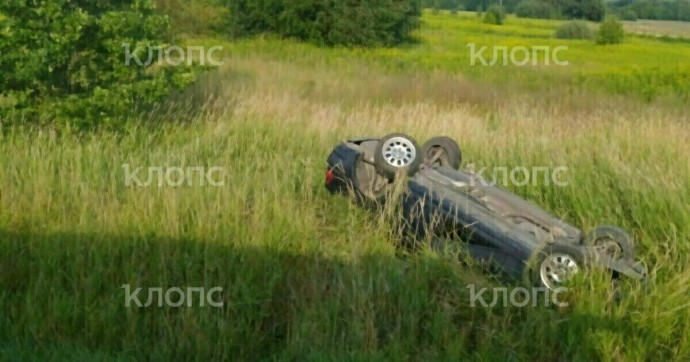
[
  {"xmin": 623, "ymin": 19, "xmax": 690, "ymax": 38},
  {"xmin": 226, "ymin": 12, "xmax": 690, "ymax": 102},
  {"xmin": 1, "ymin": 10, "xmax": 689, "ymax": 360}
]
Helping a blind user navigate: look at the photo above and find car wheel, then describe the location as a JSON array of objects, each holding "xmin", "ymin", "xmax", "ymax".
[
  {"xmin": 421, "ymin": 136, "xmax": 462, "ymax": 169},
  {"xmin": 582, "ymin": 225, "xmax": 635, "ymax": 261},
  {"xmin": 374, "ymin": 133, "xmax": 422, "ymax": 180},
  {"xmin": 530, "ymin": 243, "xmax": 589, "ymax": 290}
]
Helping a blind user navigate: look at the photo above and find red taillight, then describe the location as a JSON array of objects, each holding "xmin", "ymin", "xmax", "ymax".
[{"xmin": 325, "ymin": 169, "xmax": 334, "ymax": 185}]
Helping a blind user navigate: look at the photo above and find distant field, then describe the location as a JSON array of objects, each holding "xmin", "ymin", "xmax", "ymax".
[
  {"xmin": 623, "ymin": 19, "xmax": 690, "ymax": 38},
  {"xmin": 2, "ymin": 10, "xmax": 689, "ymax": 361},
  {"xmin": 226, "ymin": 11, "xmax": 690, "ymax": 102}
]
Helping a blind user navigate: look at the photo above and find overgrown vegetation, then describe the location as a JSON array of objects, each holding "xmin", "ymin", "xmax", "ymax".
[
  {"xmin": 229, "ymin": 0, "xmax": 423, "ymax": 46},
  {"xmin": 154, "ymin": 0, "xmax": 229, "ymax": 35},
  {"xmin": 0, "ymin": 0, "xmax": 196, "ymax": 127},
  {"xmin": 1, "ymin": 33, "xmax": 688, "ymax": 358},
  {"xmin": 483, "ymin": 5, "xmax": 506, "ymax": 24},
  {"xmin": 513, "ymin": 0, "xmax": 605, "ymax": 20},
  {"xmin": 421, "ymin": 0, "xmax": 690, "ymax": 21},
  {"xmin": 620, "ymin": 8, "xmax": 638, "ymax": 21},
  {"xmin": 423, "ymin": 0, "xmax": 521, "ymax": 13},
  {"xmin": 609, "ymin": 0, "xmax": 690, "ymax": 22},
  {"xmin": 597, "ymin": 15, "xmax": 625, "ymax": 44},
  {"xmin": 1, "ymin": 6, "xmax": 690, "ymax": 360},
  {"xmin": 515, "ymin": 0, "xmax": 558, "ymax": 19},
  {"xmin": 251, "ymin": 11, "xmax": 689, "ymax": 101},
  {"xmin": 555, "ymin": 20, "xmax": 594, "ymax": 38}
]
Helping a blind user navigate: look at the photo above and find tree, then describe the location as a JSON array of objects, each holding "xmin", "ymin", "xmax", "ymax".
[
  {"xmin": 0, "ymin": 0, "xmax": 197, "ymax": 127},
  {"xmin": 230, "ymin": 0, "xmax": 423, "ymax": 47},
  {"xmin": 515, "ymin": 0, "xmax": 557, "ymax": 18},
  {"xmin": 483, "ymin": 5, "xmax": 506, "ymax": 24},
  {"xmin": 515, "ymin": 0, "xmax": 605, "ymax": 20},
  {"xmin": 560, "ymin": 0, "xmax": 605, "ymax": 20},
  {"xmin": 596, "ymin": 15, "xmax": 625, "ymax": 44}
]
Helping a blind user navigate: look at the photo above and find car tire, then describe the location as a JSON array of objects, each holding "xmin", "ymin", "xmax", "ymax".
[
  {"xmin": 582, "ymin": 225, "xmax": 635, "ymax": 261},
  {"xmin": 529, "ymin": 243, "xmax": 590, "ymax": 290},
  {"xmin": 374, "ymin": 133, "xmax": 422, "ymax": 180},
  {"xmin": 421, "ymin": 136, "xmax": 462, "ymax": 169}
]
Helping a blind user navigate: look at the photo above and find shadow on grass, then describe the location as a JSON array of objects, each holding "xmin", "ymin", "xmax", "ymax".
[{"xmin": 0, "ymin": 229, "xmax": 660, "ymax": 360}]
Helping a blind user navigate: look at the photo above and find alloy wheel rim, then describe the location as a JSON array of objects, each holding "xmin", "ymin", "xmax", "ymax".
[
  {"xmin": 539, "ymin": 253, "xmax": 579, "ymax": 289},
  {"xmin": 382, "ymin": 137, "xmax": 416, "ymax": 168}
]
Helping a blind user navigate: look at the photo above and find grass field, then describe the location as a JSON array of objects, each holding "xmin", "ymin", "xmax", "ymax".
[
  {"xmin": 225, "ymin": 11, "xmax": 690, "ymax": 102},
  {"xmin": 623, "ymin": 19, "xmax": 690, "ymax": 38},
  {"xmin": 1, "ymin": 11, "xmax": 690, "ymax": 360}
]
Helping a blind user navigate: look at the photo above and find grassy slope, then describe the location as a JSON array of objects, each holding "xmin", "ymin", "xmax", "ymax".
[{"xmin": 1, "ymin": 11, "xmax": 690, "ymax": 361}]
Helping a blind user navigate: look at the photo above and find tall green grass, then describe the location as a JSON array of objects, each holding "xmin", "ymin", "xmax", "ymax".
[{"xmin": 1, "ymin": 11, "xmax": 689, "ymax": 361}]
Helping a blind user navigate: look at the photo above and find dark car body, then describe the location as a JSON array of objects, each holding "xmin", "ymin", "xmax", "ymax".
[{"xmin": 325, "ymin": 138, "xmax": 648, "ymax": 285}]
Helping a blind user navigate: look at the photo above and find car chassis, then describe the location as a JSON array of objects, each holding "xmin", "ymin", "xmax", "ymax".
[{"xmin": 325, "ymin": 134, "xmax": 648, "ymax": 290}]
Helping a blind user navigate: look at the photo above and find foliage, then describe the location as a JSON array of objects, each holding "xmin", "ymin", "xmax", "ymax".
[
  {"xmin": 0, "ymin": 0, "xmax": 197, "ymax": 127},
  {"xmin": 597, "ymin": 15, "xmax": 625, "ymax": 44},
  {"xmin": 422, "ymin": 0, "xmax": 522, "ymax": 13},
  {"xmin": 555, "ymin": 20, "xmax": 594, "ymax": 38},
  {"xmin": 154, "ymin": 0, "xmax": 230, "ymax": 35},
  {"xmin": 562, "ymin": 0, "xmax": 605, "ymax": 21},
  {"xmin": 609, "ymin": 0, "xmax": 690, "ymax": 22},
  {"xmin": 483, "ymin": 5, "xmax": 506, "ymax": 24},
  {"xmin": 422, "ymin": 0, "xmax": 460, "ymax": 10},
  {"xmin": 515, "ymin": 0, "xmax": 604, "ymax": 21},
  {"xmin": 229, "ymin": 0, "xmax": 423, "ymax": 47},
  {"xmin": 620, "ymin": 9, "xmax": 638, "ymax": 21},
  {"xmin": 515, "ymin": 0, "xmax": 558, "ymax": 19}
]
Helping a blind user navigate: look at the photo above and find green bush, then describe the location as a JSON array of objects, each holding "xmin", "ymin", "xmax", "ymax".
[
  {"xmin": 229, "ymin": 0, "xmax": 423, "ymax": 47},
  {"xmin": 555, "ymin": 20, "xmax": 594, "ymax": 39},
  {"xmin": 0, "ymin": 0, "xmax": 197, "ymax": 127},
  {"xmin": 515, "ymin": 0, "xmax": 556, "ymax": 19},
  {"xmin": 483, "ymin": 5, "xmax": 506, "ymax": 25},
  {"xmin": 596, "ymin": 16, "xmax": 625, "ymax": 44}
]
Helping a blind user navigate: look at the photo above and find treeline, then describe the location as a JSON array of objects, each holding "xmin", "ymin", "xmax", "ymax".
[
  {"xmin": 423, "ymin": 0, "xmax": 690, "ymax": 21},
  {"xmin": 608, "ymin": 0, "xmax": 690, "ymax": 21},
  {"xmin": 422, "ymin": 0, "xmax": 520, "ymax": 13},
  {"xmin": 229, "ymin": 0, "xmax": 423, "ymax": 47},
  {"xmin": 154, "ymin": 0, "xmax": 425, "ymax": 45},
  {"xmin": 423, "ymin": 0, "xmax": 604, "ymax": 20},
  {"xmin": 516, "ymin": 0, "xmax": 605, "ymax": 21}
]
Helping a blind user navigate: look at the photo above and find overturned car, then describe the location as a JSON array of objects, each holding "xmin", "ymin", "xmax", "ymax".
[{"xmin": 325, "ymin": 133, "xmax": 648, "ymax": 290}]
